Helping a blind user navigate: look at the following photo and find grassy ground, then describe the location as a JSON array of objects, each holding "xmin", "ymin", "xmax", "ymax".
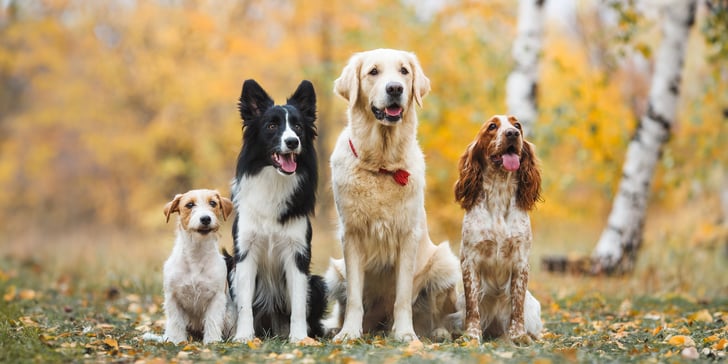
[{"xmin": 1, "ymin": 201, "xmax": 727, "ymax": 362}]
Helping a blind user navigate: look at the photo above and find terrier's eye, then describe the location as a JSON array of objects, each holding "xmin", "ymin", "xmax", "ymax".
[
  {"xmin": 209, "ymin": 200, "xmax": 217, "ymax": 208},
  {"xmin": 185, "ymin": 202, "xmax": 195, "ymax": 209}
]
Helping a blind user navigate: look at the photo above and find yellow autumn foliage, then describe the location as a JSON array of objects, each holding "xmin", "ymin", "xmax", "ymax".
[{"xmin": 0, "ymin": 0, "xmax": 725, "ymax": 258}]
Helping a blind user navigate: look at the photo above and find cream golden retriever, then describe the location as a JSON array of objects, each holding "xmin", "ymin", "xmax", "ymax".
[{"xmin": 324, "ymin": 49, "xmax": 462, "ymax": 342}]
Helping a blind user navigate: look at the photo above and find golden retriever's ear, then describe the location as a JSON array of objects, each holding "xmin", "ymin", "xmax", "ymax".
[
  {"xmin": 216, "ymin": 193, "xmax": 234, "ymax": 221},
  {"xmin": 516, "ymin": 141, "xmax": 542, "ymax": 211},
  {"xmin": 334, "ymin": 53, "xmax": 361, "ymax": 105},
  {"xmin": 164, "ymin": 194, "xmax": 183, "ymax": 223},
  {"xmin": 408, "ymin": 52, "xmax": 430, "ymax": 107}
]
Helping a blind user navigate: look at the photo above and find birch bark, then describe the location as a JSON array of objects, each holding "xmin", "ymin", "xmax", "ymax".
[
  {"xmin": 506, "ymin": 0, "xmax": 547, "ymax": 136},
  {"xmin": 593, "ymin": 0, "xmax": 697, "ymax": 274}
]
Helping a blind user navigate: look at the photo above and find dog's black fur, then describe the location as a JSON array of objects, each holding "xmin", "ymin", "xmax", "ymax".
[{"xmin": 228, "ymin": 79, "xmax": 326, "ymax": 339}]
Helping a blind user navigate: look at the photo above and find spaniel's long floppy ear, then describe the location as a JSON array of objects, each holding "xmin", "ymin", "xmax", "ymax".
[
  {"xmin": 408, "ymin": 52, "xmax": 431, "ymax": 108},
  {"xmin": 334, "ymin": 53, "xmax": 362, "ymax": 106},
  {"xmin": 215, "ymin": 192, "xmax": 234, "ymax": 221},
  {"xmin": 516, "ymin": 141, "xmax": 542, "ymax": 211},
  {"xmin": 164, "ymin": 194, "xmax": 183, "ymax": 223},
  {"xmin": 454, "ymin": 140, "xmax": 486, "ymax": 211}
]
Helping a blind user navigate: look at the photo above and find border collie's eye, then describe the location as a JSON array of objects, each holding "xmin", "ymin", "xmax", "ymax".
[
  {"xmin": 368, "ymin": 68, "xmax": 378, "ymax": 76},
  {"xmin": 293, "ymin": 124, "xmax": 303, "ymax": 132},
  {"xmin": 185, "ymin": 202, "xmax": 195, "ymax": 209},
  {"xmin": 514, "ymin": 123, "xmax": 522, "ymax": 130},
  {"xmin": 488, "ymin": 123, "xmax": 497, "ymax": 131},
  {"xmin": 400, "ymin": 67, "xmax": 409, "ymax": 75},
  {"xmin": 209, "ymin": 200, "xmax": 217, "ymax": 208},
  {"xmin": 267, "ymin": 123, "xmax": 278, "ymax": 130}
]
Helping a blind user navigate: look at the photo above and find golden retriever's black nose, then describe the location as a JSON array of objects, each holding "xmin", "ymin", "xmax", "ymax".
[
  {"xmin": 386, "ymin": 82, "xmax": 403, "ymax": 97},
  {"xmin": 200, "ymin": 216, "xmax": 211, "ymax": 226},
  {"xmin": 505, "ymin": 128, "xmax": 520, "ymax": 140}
]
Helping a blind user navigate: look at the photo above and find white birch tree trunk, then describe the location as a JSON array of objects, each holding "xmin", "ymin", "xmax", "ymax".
[
  {"xmin": 592, "ymin": 0, "xmax": 697, "ymax": 274},
  {"xmin": 506, "ymin": 0, "xmax": 547, "ymax": 136}
]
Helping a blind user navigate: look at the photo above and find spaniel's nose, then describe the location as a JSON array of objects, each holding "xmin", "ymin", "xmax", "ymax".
[{"xmin": 505, "ymin": 128, "xmax": 520, "ymax": 140}]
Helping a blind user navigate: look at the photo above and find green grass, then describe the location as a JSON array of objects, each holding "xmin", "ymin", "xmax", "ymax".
[{"xmin": 1, "ymin": 255, "xmax": 726, "ymax": 363}]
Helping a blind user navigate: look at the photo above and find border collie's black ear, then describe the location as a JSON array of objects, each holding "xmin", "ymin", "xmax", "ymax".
[
  {"xmin": 239, "ymin": 79, "xmax": 274, "ymax": 123},
  {"xmin": 287, "ymin": 80, "xmax": 317, "ymax": 124}
]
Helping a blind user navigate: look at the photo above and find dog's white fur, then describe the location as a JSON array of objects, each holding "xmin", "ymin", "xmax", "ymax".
[
  {"xmin": 161, "ymin": 189, "xmax": 236, "ymax": 344},
  {"xmin": 326, "ymin": 49, "xmax": 462, "ymax": 342}
]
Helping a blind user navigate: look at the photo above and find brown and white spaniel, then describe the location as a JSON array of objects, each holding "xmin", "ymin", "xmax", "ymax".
[{"xmin": 454, "ymin": 115, "xmax": 543, "ymax": 345}]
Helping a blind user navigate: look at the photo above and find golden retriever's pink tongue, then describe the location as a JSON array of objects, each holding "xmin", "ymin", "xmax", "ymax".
[
  {"xmin": 502, "ymin": 154, "xmax": 520, "ymax": 172},
  {"xmin": 385, "ymin": 106, "xmax": 402, "ymax": 117},
  {"xmin": 276, "ymin": 154, "xmax": 297, "ymax": 173}
]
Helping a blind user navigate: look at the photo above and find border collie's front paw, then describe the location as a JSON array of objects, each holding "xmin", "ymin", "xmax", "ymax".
[{"xmin": 333, "ymin": 329, "xmax": 361, "ymax": 343}]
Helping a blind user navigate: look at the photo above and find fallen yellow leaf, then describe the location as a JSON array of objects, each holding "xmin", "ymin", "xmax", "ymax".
[
  {"xmin": 712, "ymin": 338, "xmax": 728, "ymax": 351},
  {"xmin": 181, "ymin": 344, "xmax": 199, "ymax": 352},
  {"xmin": 688, "ymin": 309, "xmax": 713, "ymax": 323},
  {"xmin": 667, "ymin": 335, "xmax": 696, "ymax": 347},
  {"xmin": 18, "ymin": 289, "xmax": 36, "ymax": 300},
  {"xmin": 247, "ymin": 337, "xmax": 262, "ymax": 349},
  {"xmin": 102, "ymin": 337, "xmax": 119, "ymax": 350},
  {"xmin": 3, "ymin": 285, "xmax": 16, "ymax": 301},
  {"xmin": 704, "ymin": 335, "xmax": 720, "ymax": 343},
  {"xmin": 651, "ymin": 326, "xmax": 662, "ymax": 336},
  {"xmin": 297, "ymin": 336, "xmax": 322, "ymax": 347}
]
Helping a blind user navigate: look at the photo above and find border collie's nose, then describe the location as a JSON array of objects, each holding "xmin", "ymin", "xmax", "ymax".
[
  {"xmin": 386, "ymin": 82, "xmax": 403, "ymax": 97},
  {"xmin": 505, "ymin": 128, "xmax": 520, "ymax": 140},
  {"xmin": 200, "ymin": 216, "xmax": 211, "ymax": 226},
  {"xmin": 285, "ymin": 137, "xmax": 299, "ymax": 150}
]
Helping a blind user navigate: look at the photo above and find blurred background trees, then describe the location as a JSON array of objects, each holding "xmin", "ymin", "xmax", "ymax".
[{"xmin": 0, "ymin": 0, "xmax": 726, "ymax": 274}]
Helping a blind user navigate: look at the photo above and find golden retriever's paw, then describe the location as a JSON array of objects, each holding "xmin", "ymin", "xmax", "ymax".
[
  {"xmin": 430, "ymin": 327, "xmax": 451, "ymax": 342},
  {"xmin": 393, "ymin": 330, "xmax": 419, "ymax": 343}
]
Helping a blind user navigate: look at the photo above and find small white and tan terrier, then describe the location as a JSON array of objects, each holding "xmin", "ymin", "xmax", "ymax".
[{"xmin": 159, "ymin": 189, "xmax": 237, "ymax": 344}]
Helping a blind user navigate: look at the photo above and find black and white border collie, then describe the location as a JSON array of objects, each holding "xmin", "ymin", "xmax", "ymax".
[{"xmin": 228, "ymin": 79, "xmax": 326, "ymax": 343}]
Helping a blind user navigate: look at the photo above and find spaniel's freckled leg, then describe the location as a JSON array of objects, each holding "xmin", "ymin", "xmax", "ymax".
[
  {"xmin": 508, "ymin": 263, "xmax": 531, "ymax": 345},
  {"xmin": 461, "ymin": 256, "xmax": 482, "ymax": 342}
]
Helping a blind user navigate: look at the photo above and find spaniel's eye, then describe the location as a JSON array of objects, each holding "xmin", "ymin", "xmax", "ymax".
[
  {"xmin": 185, "ymin": 202, "xmax": 195, "ymax": 209},
  {"xmin": 209, "ymin": 200, "xmax": 217, "ymax": 208},
  {"xmin": 368, "ymin": 68, "xmax": 378, "ymax": 76},
  {"xmin": 487, "ymin": 123, "xmax": 497, "ymax": 131},
  {"xmin": 514, "ymin": 123, "xmax": 522, "ymax": 130},
  {"xmin": 267, "ymin": 123, "xmax": 278, "ymax": 130},
  {"xmin": 400, "ymin": 67, "xmax": 409, "ymax": 75}
]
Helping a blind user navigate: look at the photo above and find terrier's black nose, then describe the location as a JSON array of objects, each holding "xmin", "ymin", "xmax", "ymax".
[{"xmin": 200, "ymin": 216, "xmax": 211, "ymax": 226}]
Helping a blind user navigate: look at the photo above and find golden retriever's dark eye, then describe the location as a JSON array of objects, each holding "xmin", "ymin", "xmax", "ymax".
[
  {"xmin": 487, "ymin": 123, "xmax": 497, "ymax": 131},
  {"xmin": 209, "ymin": 200, "xmax": 217, "ymax": 208},
  {"xmin": 185, "ymin": 202, "xmax": 195, "ymax": 209},
  {"xmin": 368, "ymin": 68, "xmax": 378, "ymax": 76},
  {"xmin": 514, "ymin": 123, "xmax": 522, "ymax": 130},
  {"xmin": 400, "ymin": 67, "xmax": 409, "ymax": 75}
]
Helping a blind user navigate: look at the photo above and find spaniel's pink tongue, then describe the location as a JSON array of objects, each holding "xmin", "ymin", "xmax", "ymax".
[
  {"xmin": 276, "ymin": 154, "xmax": 297, "ymax": 173},
  {"xmin": 385, "ymin": 106, "xmax": 402, "ymax": 117},
  {"xmin": 502, "ymin": 154, "xmax": 520, "ymax": 172}
]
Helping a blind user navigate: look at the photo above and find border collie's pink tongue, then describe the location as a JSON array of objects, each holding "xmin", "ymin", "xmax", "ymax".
[
  {"xmin": 502, "ymin": 154, "xmax": 520, "ymax": 172},
  {"xmin": 385, "ymin": 106, "xmax": 402, "ymax": 117},
  {"xmin": 275, "ymin": 154, "xmax": 297, "ymax": 173}
]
